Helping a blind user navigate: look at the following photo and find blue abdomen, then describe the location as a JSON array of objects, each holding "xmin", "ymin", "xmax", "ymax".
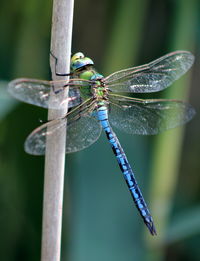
[{"xmin": 96, "ymin": 105, "xmax": 156, "ymax": 235}]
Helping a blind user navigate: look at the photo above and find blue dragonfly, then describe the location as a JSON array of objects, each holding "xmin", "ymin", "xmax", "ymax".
[{"xmin": 8, "ymin": 51, "xmax": 195, "ymax": 235}]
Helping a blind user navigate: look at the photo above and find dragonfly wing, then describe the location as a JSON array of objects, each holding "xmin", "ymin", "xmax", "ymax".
[
  {"xmin": 108, "ymin": 95, "xmax": 195, "ymax": 135},
  {"xmin": 8, "ymin": 78, "xmax": 85, "ymax": 109},
  {"xmin": 104, "ymin": 51, "xmax": 194, "ymax": 93},
  {"xmin": 25, "ymin": 111, "xmax": 102, "ymax": 155}
]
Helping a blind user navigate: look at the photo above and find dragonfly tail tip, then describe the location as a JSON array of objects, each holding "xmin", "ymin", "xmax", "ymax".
[{"xmin": 146, "ymin": 221, "xmax": 157, "ymax": 236}]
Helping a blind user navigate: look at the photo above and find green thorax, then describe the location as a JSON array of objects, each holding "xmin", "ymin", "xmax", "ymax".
[{"xmin": 70, "ymin": 52, "xmax": 105, "ymax": 100}]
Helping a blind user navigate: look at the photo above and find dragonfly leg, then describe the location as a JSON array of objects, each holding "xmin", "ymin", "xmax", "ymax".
[
  {"xmin": 50, "ymin": 83, "xmax": 70, "ymax": 95},
  {"xmin": 97, "ymin": 105, "xmax": 157, "ymax": 235},
  {"xmin": 50, "ymin": 50, "xmax": 72, "ymax": 77}
]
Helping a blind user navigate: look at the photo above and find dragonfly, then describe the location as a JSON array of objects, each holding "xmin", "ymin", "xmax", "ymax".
[{"xmin": 8, "ymin": 50, "xmax": 195, "ymax": 235}]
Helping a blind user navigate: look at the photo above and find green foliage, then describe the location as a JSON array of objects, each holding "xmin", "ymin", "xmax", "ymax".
[
  {"xmin": 166, "ymin": 206, "xmax": 200, "ymax": 244},
  {"xmin": 0, "ymin": 0, "xmax": 199, "ymax": 260}
]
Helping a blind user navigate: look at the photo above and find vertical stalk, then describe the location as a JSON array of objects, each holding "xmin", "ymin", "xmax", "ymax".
[{"xmin": 41, "ymin": 0, "xmax": 74, "ymax": 261}]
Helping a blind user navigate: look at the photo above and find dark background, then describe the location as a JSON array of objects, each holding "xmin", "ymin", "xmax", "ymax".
[{"xmin": 0, "ymin": 0, "xmax": 199, "ymax": 260}]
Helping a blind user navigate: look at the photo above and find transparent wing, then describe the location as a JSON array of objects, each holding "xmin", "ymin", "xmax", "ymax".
[
  {"xmin": 25, "ymin": 109, "xmax": 102, "ymax": 155},
  {"xmin": 104, "ymin": 51, "xmax": 194, "ymax": 93},
  {"xmin": 108, "ymin": 95, "xmax": 195, "ymax": 135},
  {"xmin": 8, "ymin": 78, "xmax": 92, "ymax": 109}
]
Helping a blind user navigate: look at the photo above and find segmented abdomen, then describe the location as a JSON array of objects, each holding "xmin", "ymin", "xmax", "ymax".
[{"xmin": 96, "ymin": 104, "xmax": 157, "ymax": 235}]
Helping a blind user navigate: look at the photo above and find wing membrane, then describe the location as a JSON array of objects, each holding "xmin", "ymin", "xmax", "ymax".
[
  {"xmin": 25, "ymin": 106, "xmax": 101, "ymax": 155},
  {"xmin": 8, "ymin": 78, "xmax": 92, "ymax": 109},
  {"xmin": 108, "ymin": 95, "xmax": 195, "ymax": 135},
  {"xmin": 105, "ymin": 51, "xmax": 194, "ymax": 93}
]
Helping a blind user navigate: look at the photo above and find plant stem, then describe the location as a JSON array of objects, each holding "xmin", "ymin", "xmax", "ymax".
[{"xmin": 41, "ymin": 0, "xmax": 74, "ymax": 260}]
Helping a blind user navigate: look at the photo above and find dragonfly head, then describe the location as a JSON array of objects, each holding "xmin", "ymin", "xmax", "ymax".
[{"xmin": 71, "ymin": 52, "xmax": 94, "ymax": 72}]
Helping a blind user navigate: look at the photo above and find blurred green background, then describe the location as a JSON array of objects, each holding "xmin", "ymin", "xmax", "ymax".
[{"xmin": 0, "ymin": 0, "xmax": 200, "ymax": 260}]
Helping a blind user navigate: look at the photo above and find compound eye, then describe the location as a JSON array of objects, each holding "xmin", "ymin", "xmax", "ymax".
[{"xmin": 75, "ymin": 52, "xmax": 85, "ymax": 60}]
